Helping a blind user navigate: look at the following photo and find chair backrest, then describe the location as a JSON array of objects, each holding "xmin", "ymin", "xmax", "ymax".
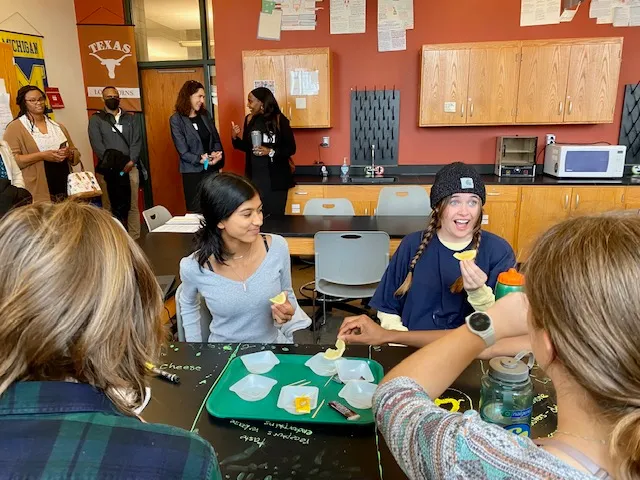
[
  {"xmin": 175, "ymin": 283, "xmax": 212, "ymax": 342},
  {"xmin": 314, "ymin": 231, "xmax": 390, "ymax": 285},
  {"xmin": 303, "ymin": 198, "xmax": 355, "ymax": 216},
  {"xmin": 375, "ymin": 186, "xmax": 432, "ymax": 216},
  {"xmin": 143, "ymin": 205, "xmax": 172, "ymax": 231}
]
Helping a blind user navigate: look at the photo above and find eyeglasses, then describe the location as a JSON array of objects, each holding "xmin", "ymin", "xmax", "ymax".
[{"xmin": 26, "ymin": 97, "xmax": 46, "ymax": 104}]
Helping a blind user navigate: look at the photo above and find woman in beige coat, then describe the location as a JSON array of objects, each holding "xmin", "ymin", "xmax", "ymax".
[{"xmin": 3, "ymin": 85, "xmax": 80, "ymax": 202}]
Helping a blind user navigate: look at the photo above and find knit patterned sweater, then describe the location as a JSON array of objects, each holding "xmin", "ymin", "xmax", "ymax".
[{"xmin": 373, "ymin": 377, "xmax": 597, "ymax": 479}]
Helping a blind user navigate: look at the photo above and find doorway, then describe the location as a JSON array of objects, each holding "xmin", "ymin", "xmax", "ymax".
[{"xmin": 141, "ymin": 67, "xmax": 205, "ymax": 215}]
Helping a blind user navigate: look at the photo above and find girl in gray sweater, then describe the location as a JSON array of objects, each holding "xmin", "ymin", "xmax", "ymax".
[{"xmin": 179, "ymin": 173, "xmax": 310, "ymax": 343}]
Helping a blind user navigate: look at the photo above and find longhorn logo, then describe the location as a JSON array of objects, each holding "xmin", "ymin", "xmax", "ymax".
[{"xmin": 89, "ymin": 52, "xmax": 131, "ymax": 79}]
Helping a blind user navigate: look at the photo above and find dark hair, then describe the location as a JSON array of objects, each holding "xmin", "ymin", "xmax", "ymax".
[
  {"xmin": 250, "ymin": 87, "xmax": 282, "ymax": 134},
  {"xmin": 175, "ymin": 80, "xmax": 206, "ymax": 117},
  {"xmin": 15, "ymin": 85, "xmax": 48, "ymax": 125},
  {"xmin": 102, "ymin": 86, "xmax": 118, "ymax": 95},
  {"xmin": 395, "ymin": 197, "xmax": 483, "ymax": 297},
  {"xmin": 194, "ymin": 173, "xmax": 260, "ymax": 266}
]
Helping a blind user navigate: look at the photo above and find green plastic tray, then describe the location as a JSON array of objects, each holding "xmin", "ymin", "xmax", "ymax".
[{"xmin": 206, "ymin": 354, "xmax": 384, "ymax": 425}]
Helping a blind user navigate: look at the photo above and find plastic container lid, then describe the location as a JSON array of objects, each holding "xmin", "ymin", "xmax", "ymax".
[
  {"xmin": 497, "ymin": 268, "xmax": 525, "ymax": 286},
  {"xmin": 489, "ymin": 356, "xmax": 530, "ymax": 383}
]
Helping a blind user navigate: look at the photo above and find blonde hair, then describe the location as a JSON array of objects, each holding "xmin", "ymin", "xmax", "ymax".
[
  {"xmin": 395, "ymin": 199, "xmax": 483, "ymax": 296},
  {"xmin": 524, "ymin": 213, "xmax": 640, "ymax": 480},
  {"xmin": 0, "ymin": 201, "xmax": 166, "ymax": 415}
]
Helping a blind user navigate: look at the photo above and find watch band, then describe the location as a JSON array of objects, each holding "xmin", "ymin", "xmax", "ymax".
[{"xmin": 465, "ymin": 312, "xmax": 496, "ymax": 347}]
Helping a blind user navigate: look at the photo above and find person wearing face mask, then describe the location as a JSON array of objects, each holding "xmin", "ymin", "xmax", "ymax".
[
  {"xmin": 231, "ymin": 87, "xmax": 296, "ymax": 216},
  {"xmin": 338, "ymin": 163, "xmax": 522, "ymax": 354},
  {"xmin": 88, "ymin": 86, "xmax": 144, "ymax": 239},
  {"xmin": 170, "ymin": 80, "xmax": 224, "ymax": 213}
]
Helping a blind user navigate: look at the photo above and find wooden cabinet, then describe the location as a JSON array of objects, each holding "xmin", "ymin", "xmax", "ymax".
[
  {"xmin": 419, "ymin": 48, "xmax": 470, "ymax": 126},
  {"xmin": 467, "ymin": 44, "xmax": 520, "ymax": 125},
  {"xmin": 242, "ymin": 48, "xmax": 332, "ymax": 128},
  {"xmin": 564, "ymin": 41, "xmax": 622, "ymax": 124},
  {"xmin": 624, "ymin": 187, "xmax": 640, "ymax": 212},
  {"xmin": 516, "ymin": 43, "xmax": 570, "ymax": 124},
  {"xmin": 324, "ymin": 186, "xmax": 382, "ymax": 216},
  {"xmin": 420, "ymin": 37, "xmax": 622, "ymax": 126},
  {"xmin": 570, "ymin": 186, "xmax": 625, "ymax": 215},
  {"xmin": 285, "ymin": 185, "xmax": 324, "ymax": 215},
  {"xmin": 482, "ymin": 186, "xmax": 519, "ymax": 247}
]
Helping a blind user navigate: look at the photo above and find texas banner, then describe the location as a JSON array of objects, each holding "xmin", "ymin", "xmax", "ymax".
[
  {"xmin": 77, "ymin": 25, "xmax": 141, "ymax": 112},
  {"xmin": 0, "ymin": 30, "xmax": 48, "ymax": 92}
]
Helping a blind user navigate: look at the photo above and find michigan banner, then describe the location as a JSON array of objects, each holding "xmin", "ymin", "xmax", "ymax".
[{"xmin": 0, "ymin": 30, "xmax": 48, "ymax": 92}]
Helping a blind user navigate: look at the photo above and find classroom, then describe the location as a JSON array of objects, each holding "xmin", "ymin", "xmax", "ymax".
[{"xmin": 0, "ymin": 0, "xmax": 639, "ymax": 479}]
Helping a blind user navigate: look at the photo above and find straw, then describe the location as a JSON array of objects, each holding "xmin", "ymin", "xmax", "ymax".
[
  {"xmin": 312, "ymin": 399, "xmax": 326, "ymax": 419},
  {"xmin": 323, "ymin": 376, "xmax": 334, "ymax": 388},
  {"xmin": 286, "ymin": 379, "xmax": 308, "ymax": 387}
]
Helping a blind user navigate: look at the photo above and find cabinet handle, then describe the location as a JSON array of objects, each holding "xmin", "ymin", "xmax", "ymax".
[
  {"xmin": 575, "ymin": 193, "xmax": 580, "ymax": 208},
  {"xmin": 289, "ymin": 105, "xmax": 292, "ymax": 117},
  {"xmin": 487, "ymin": 192, "xmax": 501, "ymax": 196},
  {"xmin": 568, "ymin": 101, "xmax": 573, "ymax": 115},
  {"xmin": 564, "ymin": 194, "xmax": 569, "ymax": 210},
  {"xmin": 365, "ymin": 208, "xmax": 368, "ymax": 215},
  {"xmin": 470, "ymin": 101, "xmax": 474, "ymax": 117},
  {"xmin": 621, "ymin": 193, "xmax": 625, "ymax": 203},
  {"xmin": 559, "ymin": 101, "xmax": 563, "ymax": 114},
  {"xmin": 296, "ymin": 191, "xmax": 308, "ymax": 195},
  {"xmin": 461, "ymin": 103, "xmax": 465, "ymax": 117}
]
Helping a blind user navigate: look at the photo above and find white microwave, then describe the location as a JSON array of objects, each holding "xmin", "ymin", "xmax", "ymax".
[{"xmin": 544, "ymin": 144, "xmax": 626, "ymax": 179}]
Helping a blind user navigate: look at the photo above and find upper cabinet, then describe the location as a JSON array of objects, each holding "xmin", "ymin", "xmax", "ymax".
[
  {"xmin": 242, "ymin": 47, "xmax": 332, "ymax": 128},
  {"xmin": 419, "ymin": 38, "xmax": 623, "ymax": 127}
]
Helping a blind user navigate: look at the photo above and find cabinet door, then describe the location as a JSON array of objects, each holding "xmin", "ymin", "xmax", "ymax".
[
  {"xmin": 570, "ymin": 187, "xmax": 625, "ymax": 215},
  {"xmin": 467, "ymin": 45, "xmax": 520, "ymax": 124},
  {"xmin": 565, "ymin": 42, "xmax": 622, "ymax": 123},
  {"xmin": 242, "ymin": 53, "xmax": 287, "ymax": 114},
  {"xmin": 419, "ymin": 48, "xmax": 470, "ymax": 125},
  {"xmin": 324, "ymin": 186, "xmax": 382, "ymax": 216},
  {"xmin": 624, "ymin": 187, "xmax": 640, "ymax": 212},
  {"xmin": 285, "ymin": 186, "xmax": 325, "ymax": 215},
  {"xmin": 516, "ymin": 187, "xmax": 572, "ymax": 261},
  {"xmin": 483, "ymin": 202, "xmax": 518, "ymax": 248},
  {"xmin": 516, "ymin": 44, "xmax": 570, "ymax": 124},
  {"xmin": 284, "ymin": 51, "xmax": 331, "ymax": 128}
]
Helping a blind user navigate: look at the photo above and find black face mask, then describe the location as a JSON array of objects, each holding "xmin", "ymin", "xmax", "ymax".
[{"xmin": 105, "ymin": 98, "xmax": 120, "ymax": 110}]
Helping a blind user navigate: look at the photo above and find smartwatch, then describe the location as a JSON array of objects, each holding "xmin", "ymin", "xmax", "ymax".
[
  {"xmin": 268, "ymin": 149, "xmax": 275, "ymax": 158},
  {"xmin": 465, "ymin": 312, "xmax": 496, "ymax": 347}
]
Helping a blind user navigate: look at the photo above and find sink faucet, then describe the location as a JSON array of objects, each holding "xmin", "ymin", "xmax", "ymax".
[{"xmin": 364, "ymin": 144, "xmax": 376, "ymax": 177}]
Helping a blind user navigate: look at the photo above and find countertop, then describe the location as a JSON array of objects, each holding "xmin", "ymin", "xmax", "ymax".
[{"xmin": 293, "ymin": 174, "xmax": 640, "ymax": 186}]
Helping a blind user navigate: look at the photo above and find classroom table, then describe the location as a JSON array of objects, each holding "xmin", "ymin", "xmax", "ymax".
[
  {"xmin": 137, "ymin": 215, "xmax": 430, "ymax": 282},
  {"xmin": 144, "ymin": 342, "xmax": 558, "ymax": 480}
]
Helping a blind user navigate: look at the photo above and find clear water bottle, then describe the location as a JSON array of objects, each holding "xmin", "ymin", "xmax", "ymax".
[
  {"xmin": 480, "ymin": 351, "xmax": 534, "ymax": 437},
  {"xmin": 340, "ymin": 158, "xmax": 350, "ymax": 177}
]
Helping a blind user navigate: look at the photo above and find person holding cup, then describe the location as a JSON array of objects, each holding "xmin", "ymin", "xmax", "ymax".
[
  {"xmin": 232, "ymin": 87, "xmax": 296, "ymax": 216},
  {"xmin": 170, "ymin": 80, "xmax": 224, "ymax": 212}
]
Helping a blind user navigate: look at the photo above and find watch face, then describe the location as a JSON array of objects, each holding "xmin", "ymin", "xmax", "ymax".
[{"xmin": 469, "ymin": 313, "xmax": 491, "ymax": 332}]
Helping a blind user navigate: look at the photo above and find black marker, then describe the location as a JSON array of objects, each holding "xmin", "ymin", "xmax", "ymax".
[{"xmin": 146, "ymin": 362, "xmax": 180, "ymax": 384}]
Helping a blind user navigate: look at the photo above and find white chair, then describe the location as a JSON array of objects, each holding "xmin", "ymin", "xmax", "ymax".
[
  {"xmin": 143, "ymin": 205, "xmax": 172, "ymax": 231},
  {"xmin": 303, "ymin": 198, "xmax": 355, "ymax": 216},
  {"xmin": 375, "ymin": 186, "xmax": 432, "ymax": 216},
  {"xmin": 313, "ymin": 231, "xmax": 390, "ymax": 342},
  {"xmin": 175, "ymin": 284, "xmax": 212, "ymax": 342}
]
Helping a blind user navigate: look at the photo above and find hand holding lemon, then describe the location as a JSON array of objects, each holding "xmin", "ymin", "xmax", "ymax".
[
  {"xmin": 454, "ymin": 250, "xmax": 488, "ymax": 292},
  {"xmin": 269, "ymin": 292, "xmax": 295, "ymax": 324}
]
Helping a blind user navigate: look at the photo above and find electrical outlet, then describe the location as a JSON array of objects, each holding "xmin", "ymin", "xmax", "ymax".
[
  {"xmin": 321, "ymin": 136, "xmax": 330, "ymax": 147},
  {"xmin": 545, "ymin": 134, "xmax": 556, "ymax": 145}
]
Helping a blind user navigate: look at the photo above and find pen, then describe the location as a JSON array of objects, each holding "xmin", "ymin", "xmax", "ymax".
[{"xmin": 145, "ymin": 362, "xmax": 180, "ymax": 384}]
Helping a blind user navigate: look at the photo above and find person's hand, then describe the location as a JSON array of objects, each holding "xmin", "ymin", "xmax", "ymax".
[
  {"xmin": 232, "ymin": 121, "xmax": 241, "ymax": 139},
  {"xmin": 199, "ymin": 153, "xmax": 209, "ymax": 164},
  {"xmin": 210, "ymin": 151, "xmax": 223, "ymax": 164},
  {"xmin": 253, "ymin": 146, "xmax": 271, "ymax": 157},
  {"xmin": 338, "ymin": 315, "xmax": 390, "ymax": 346},
  {"xmin": 42, "ymin": 150, "xmax": 66, "ymax": 162},
  {"xmin": 488, "ymin": 292, "xmax": 530, "ymax": 341},
  {"xmin": 460, "ymin": 260, "xmax": 488, "ymax": 292},
  {"xmin": 272, "ymin": 296, "xmax": 294, "ymax": 324},
  {"xmin": 123, "ymin": 160, "xmax": 135, "ymax": 173}
]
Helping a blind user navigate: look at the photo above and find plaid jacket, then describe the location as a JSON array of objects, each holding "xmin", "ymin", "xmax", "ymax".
[{"xmin": 0, "ymin": 381, "xmax": 220, "ymax": 480}]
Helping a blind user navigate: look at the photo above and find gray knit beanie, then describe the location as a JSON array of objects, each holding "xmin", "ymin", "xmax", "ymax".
[{"xmin": 430, "ymin": 162, "xmax": 486, "ymax": 207}]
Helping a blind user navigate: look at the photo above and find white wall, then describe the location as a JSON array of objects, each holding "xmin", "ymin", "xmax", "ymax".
[{"xmin": 0, "ymin": 0, "xmax": 92, "ymax": 169}]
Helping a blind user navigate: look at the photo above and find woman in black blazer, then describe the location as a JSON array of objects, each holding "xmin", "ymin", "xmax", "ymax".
[
  {"xmin": 232, "ymin": 87, "xmax": 295, "ymax": 216},
  {"xmin": 169, "ymin": 80, "xmax": 224, "ymax": 212}
]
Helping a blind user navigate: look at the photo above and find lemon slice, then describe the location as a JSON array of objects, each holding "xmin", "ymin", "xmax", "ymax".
[
  {"xmin": 453, "ymin": 249, "xmax": 477, "ymax": 261},
  {"xmin": 324, "ymin": 339, "xmax": 346, "ymax": 360},
  {"xmin": 269, "ymin": 292, "xmax": 287, "ymax": 305},
  {"xmin": 294, "ymin": 396, "xmax": 311, "ymax": 414}
]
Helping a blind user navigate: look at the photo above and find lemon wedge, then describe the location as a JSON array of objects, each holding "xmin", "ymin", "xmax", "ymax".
[
  {"xmin": 324, "ymin": 338, "xmax": 346, "ymax": 360},
  {"xmin": 269, "ymin": 292, "xmax": 287, "ymax": 305},
  {"xmin": 294, "ymin": 396, "xmax": 311, "ymax": 414},
  {"xmin": 453, "ymin": 249, "xmax": 477, "ymax": 261}
]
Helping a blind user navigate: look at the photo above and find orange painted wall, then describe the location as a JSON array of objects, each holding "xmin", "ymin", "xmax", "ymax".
[
  {"xmin": 74, "ymin": 0, "xmax": 125, "ymax": 25},
  {"xmin": 212, "ymin": 0, "xmax": 640, "ymax": 171}
]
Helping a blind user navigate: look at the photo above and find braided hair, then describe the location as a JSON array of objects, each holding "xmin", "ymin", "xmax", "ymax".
[
  {"xmin": 15, "ymin": 85, "xmax": 49, "ymax": 133},
  {"xmin": 394, "ymin": 199, "xmax": 484, "ymax": 297}
]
